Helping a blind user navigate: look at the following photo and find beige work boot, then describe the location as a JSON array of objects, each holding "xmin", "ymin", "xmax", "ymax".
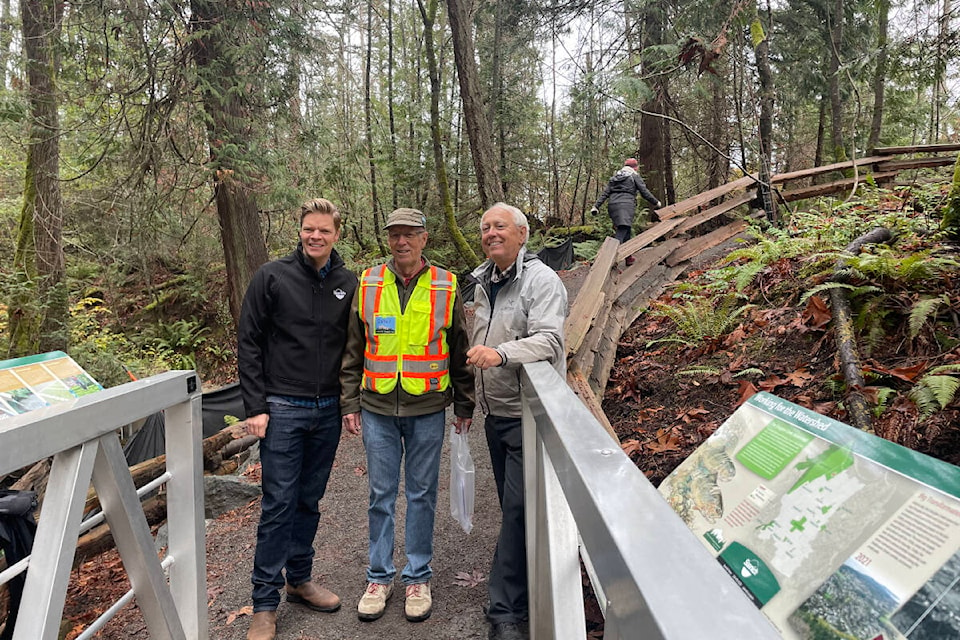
[
  {"xmin": 404, "ymin": 582, "xmax": 432, "ymax": 622},
  {"xmin": 285, "ymin": 581, "xmax": 341, "ymax": 612},
  {"xmin": 246, "ymin": 610, "xmax": 277, "ymax": 640},
  {"xmin": 357, "ymin": 581, "xmax": 393, "ymax": 621}
]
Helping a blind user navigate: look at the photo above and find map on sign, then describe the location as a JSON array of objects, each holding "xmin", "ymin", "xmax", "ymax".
[
  {"xmin": 660, "ymin": 392, "xmax": 960, "ymax": 640},
  {"xmin": 0, "ymin": 351, "xmax": 102, "ymax": 420}
]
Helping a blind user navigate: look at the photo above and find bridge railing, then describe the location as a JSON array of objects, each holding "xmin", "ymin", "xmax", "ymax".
[
  {"xmin": 0, "ymin": 370, "xmax": 207, "ymax": 640},
  {"xmin": 521, "ymin": 361, "xmax": 781, "ymax": 640}
]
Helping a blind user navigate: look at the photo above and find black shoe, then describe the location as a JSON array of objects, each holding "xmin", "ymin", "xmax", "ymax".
[{"xmin": 489, "ymin": 621, "xmax": 525, "ymax": 640}]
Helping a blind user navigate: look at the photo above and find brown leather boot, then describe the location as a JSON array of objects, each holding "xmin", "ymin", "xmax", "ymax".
[
  {"xmin": 285, "ymin": 581, "xmax": 342, "ymax": 612},
  {"xmin": 246, "ymin": 610, "xmax": 277, "ymax": 640}
]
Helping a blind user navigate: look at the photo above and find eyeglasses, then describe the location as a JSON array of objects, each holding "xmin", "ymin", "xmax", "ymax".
[{"xmin": 388, "ymin": 230, "xmax": 425, "ymax": 241}]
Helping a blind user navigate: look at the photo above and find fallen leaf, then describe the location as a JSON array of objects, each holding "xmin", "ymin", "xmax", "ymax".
[
  {"xmin": 645, "ymin": 428, "xmax": 682, "ymax": 453},
  {"xmin": 736, "ymin": 381, "xmax": 758, "ymax": 406},
  {"xmin": 226, "ymin": 605, "xmax": 253, "ymax": 625},
  {"xmin": 452, "ymin": 569, "xmax": 486, "ymax": 588},
  {"xmin": 785, "ymin": 369, "xmax": 815, "ymax": 387},
  {"xmin": 621, "ymin": 439, "xmax": 642, "ymax": 456},
  {"xmin": 758, "ymin": 375, "xmax": 787, "ymax": 391},
  {"xmin": 801, "ymin": 295, "xmax": 832, "ymax": 330},
  {"xmin": 865, "ymin": 362, "xmax": 928, "ymax": 383}
]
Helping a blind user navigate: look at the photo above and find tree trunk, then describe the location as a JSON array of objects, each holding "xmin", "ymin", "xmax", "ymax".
[
  {"xmin": 753, "ymin": 5, "xmax": 778, "ymax": 223},
  {"xmin": 445, "ymin": 0, "xmax": 504, "ymax": 209},
  {"xmin": 705, "ymin": 73, "xmax": 729, "ymax": 192},
  {"xmin": 637, "ymin": 3, "xmax": 667, "ymax": 202},
  {"xmin": 814, "ymin": 95, "xmax": 827, "ymax": 173},
  {"xmin": 0, "ymin": 0, "xmax": 13, "ymax": 88},
  {"xmin": 8, "ymin": 0, "xmax": 67, "ymax": 358},
  {"xmin": 943, "ymin": 153, "xmax": 960, "ymax": 239},
  {"xmin": 189, "ymin": 0, "xmax": 269, "ymax": 328},
  {"xmin": 365, "ymin": 0, "xmax": 386, "ymax": 256},
  {"xmin": 387, "ymin": 0, "xmax": 399, "ymax": 211},
  {"xmin": 867, "ymin": 0, "xmax": 889, "ymax": 153},
  {"xmin": 828, "ymin": 0, "xmax": 847, "ymax": 162},
  {"xmin": 418, "ymin": 0, "xmax": 480, "ymax": 267}
]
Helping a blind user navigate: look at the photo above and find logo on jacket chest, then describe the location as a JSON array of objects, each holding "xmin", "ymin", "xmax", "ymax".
[
  {"xmin": 374, "ymin": 315, "xmax": 397, "ymax": 335},
  {"xmin": 334, "ymin": 288, "xmax": 347, "ymax": 300}
]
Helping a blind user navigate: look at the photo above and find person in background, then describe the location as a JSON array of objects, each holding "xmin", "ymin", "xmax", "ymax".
[
  {"xmin": 591, "ymin": 157, "xmax": 661, "ymax": 266},
  {"xmin": 238, "ymin": 198, "xmax": 358, "ymax": 640},
  {"xmin": 466, "ymin": 202, "xmax": 567, "ymax": 640},
  {"xmin": 340, "ymin": 207, "xmax": 475, "ymax": 624}
]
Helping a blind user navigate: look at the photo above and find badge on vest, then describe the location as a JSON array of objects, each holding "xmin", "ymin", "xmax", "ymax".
[{"xmin": 374, "ymin": 315, "xmax": 397, "ymax": 335}]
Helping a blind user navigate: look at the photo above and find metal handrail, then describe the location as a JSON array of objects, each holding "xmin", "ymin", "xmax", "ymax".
[
  {"xmin": 0, "ymin": 370, "xmax": 207, "ymax": 640},
  {"xmin": 521, "ymin": 361, "xmax": 781, "ymax": 639}
]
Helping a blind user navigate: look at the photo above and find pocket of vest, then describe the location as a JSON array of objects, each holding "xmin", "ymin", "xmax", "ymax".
[{"xmin": 407, "ymin": 299, "xmax": 433, "ymax": 346}]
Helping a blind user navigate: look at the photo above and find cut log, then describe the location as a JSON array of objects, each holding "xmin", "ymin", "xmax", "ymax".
[
  {"xmin": 666, "ymin": 220, "xmax": 748, "ymax": 267},
  {"xmin": 566, "ymin": 363, "xmax": 617, "ymax": 442},
  {"xmin": 655, "ymin": 176, "xmax": 756, "ymax": 220},
  {"xmin": 874, "ymin": 156, "xmax": 958, "ymax": 172},
  {"xmin": 780, "ymin": 171, "xmax": 899, "ymax": 202},
  {"xmin": 565, "ymin": 237, "xmax": 619, "ymax": 355},
  {"xmin": 616, "ymin": 218, "xmax": 684, "ymax": 262},
  {"xmin": 771, "ymin": 156, "xmax": 886, "ymax": 184},
  {"xmin": 873, "ymin": 142, "xmax": 960, "ymax": 155},
  {"xmin": 670, "ymin": 193, "xmax": 755, "ymax": 237}
]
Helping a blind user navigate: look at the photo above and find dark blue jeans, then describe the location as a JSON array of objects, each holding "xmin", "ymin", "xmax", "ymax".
[
  {"xmin": 614, "ymin": 224, "xmax": 632, "ymax": 244},
  {"xmin": 251, "ymin": 396, "xmax": 342, "ymax": 612},
  {"xmin": 484, "ymin": 414, "xmax": 528, "ymax": 624}
]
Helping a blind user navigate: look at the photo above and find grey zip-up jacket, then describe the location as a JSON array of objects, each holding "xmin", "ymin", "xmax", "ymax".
[{"xmin": 470, "ymin": 247, "xmax": 567, "ymax": 418}]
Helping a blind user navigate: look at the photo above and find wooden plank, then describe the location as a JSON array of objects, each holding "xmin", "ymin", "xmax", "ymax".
[
  {"xmin": 615, "ymin": 239, "xmax": 683, "ymax": 300},
  {"xmin": 771, "ymin": 156, "xmax": 886, "ymax": 184},
  {"xmin": 623, "ymin": 265, "xmax": 686, "ymax": 329},
  {"xmin": 655, "ymin": 175, "xmax": 756, "ymax": 220},
  {"xmin": 780, "ymin": 170, "xmax": 899, "ymax": 202},
  {"xmin": 875, "ymin": 155, "xmax": 957, "ymax": 172},
  {"xmin": 616, "ymin": 217, "xmax": 684, "ymax": 261},
  {"xmin": 671, "ymin": 192, "xmax": 755, "ymax": 236},
  {"xmin": 666, "ymin": 219, "xmax": 748, "ymax": 267},
  {"xmin": 566, "ymin": 363, "xmax": 617, "ymax": 442},
  {"xmin": 564, "ymin": 237, "xmax": 619, "ymax": 356},
  {"xmin": 873, "ymin": 143, "xmax": 960, "ymax": 155}
]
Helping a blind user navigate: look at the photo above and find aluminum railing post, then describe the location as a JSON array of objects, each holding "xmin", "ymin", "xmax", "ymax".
[
  {"xmin": 523, "ymin": 393, "xmax": 587, "ymax": 640},
  {"xmin": 165, "ymin": 390, "xmax": 208, "ymax": 640},
  {"xmin": 14, "ymin": 442, "xmax": 99, "ymax": 640}
]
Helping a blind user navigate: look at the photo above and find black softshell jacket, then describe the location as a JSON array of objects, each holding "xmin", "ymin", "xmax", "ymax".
[{"xmin": 238, "ymin": 245, "xmax": 359, "ymax": 417}]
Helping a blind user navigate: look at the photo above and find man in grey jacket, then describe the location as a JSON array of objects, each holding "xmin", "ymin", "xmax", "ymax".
[
  {"xmin": 591, "ymin": 157, "xmax": 661, "ymax": 266},
  {"xmin": 466, "ymin": 202, "xmax": 567, "ymax": 640}
]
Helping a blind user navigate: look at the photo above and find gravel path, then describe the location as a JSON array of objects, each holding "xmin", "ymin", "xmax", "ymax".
[{"xmin": 203, "ymin": 404, "xmax": 500, "ymax": 640}]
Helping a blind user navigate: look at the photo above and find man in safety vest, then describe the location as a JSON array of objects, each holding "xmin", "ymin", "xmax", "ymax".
[{"xmin": 340, "ymin": 207, "xmax": 475, "ymax": 624}]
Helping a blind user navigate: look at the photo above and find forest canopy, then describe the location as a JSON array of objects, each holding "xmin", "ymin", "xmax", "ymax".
[{"xmin": 0, "ymin": 0, "xmax": 957, "ymax": 386}]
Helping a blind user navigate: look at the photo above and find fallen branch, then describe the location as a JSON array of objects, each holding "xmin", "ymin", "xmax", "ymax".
[{"xmin": 830, "ymin": 227, "xmax": 894, "ymax": 433}]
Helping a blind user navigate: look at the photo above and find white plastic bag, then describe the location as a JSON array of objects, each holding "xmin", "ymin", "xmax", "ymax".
[{"xmin": 449, "ymin": 425, "xmax": 475, "ymax": 534}]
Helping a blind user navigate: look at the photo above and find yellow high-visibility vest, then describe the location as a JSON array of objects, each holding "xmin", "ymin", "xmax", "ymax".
[{"xmin": 358, "ymin": 264, "xmax": 456, "ymax": 395}]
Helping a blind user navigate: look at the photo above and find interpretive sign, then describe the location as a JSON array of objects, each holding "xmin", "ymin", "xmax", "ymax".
[
  {"xmin": 660, "ymin": 391, "xmax": 960, "ymax": 640},
  {"xmin": 0, "ymin": 351, "xmax": 102, "ymax": 419}
]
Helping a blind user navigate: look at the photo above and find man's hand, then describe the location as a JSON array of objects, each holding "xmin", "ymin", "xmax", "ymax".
[
  {"xmin": 454, "ymin": 416, "xmax": 472, "ymax": 434},
  {"xmin": 343, "ymin": 412, "xmax": 362, "ymax": 435},
  {"xmin": 466, "ymin": 345, "xmax": 503, "ymax": 370},
  {"xmin": 246, "ymin": 413, "xmax": 269, "ymax": 439}
]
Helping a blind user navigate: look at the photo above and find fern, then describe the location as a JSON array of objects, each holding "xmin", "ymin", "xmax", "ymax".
[
  {"xmin": 909, "ymin": 295, "xmax": 949, "ymax": 339},
  {"xmin": 909, "ymin": 368, "xmax": 960, "ymax": 418},
  {"xmin": 678, "ymin": 366, "xmax": 721, "ymax": 377},
  {"xmin": 733, "ymin": 367, "xmax": 765, "ymax": 378}
]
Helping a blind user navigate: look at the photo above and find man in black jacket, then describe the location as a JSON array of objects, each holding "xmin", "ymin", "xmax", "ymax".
[
  {"xmin": 238, "ymin": 197, "xmax": 359, "ymax": 640},
  {"xmin": 591, "ymin": 158, "xmax": 661, "ymax": 266}
]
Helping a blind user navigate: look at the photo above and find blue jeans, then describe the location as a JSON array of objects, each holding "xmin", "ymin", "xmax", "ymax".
[
  {"xmin": 251, "ymin": 396, "xmax": 342, "ymax": 612},
  {"xmin": 361, "ymin": 408, "xmax": 445, "ymax": 585}
]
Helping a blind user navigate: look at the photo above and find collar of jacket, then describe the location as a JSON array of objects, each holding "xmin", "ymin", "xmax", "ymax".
[
  {"xmin": 294, "ymin": 243, "xmax": 345, "ymax": 276},
  {"xmin": 472, "ymin": 245, "xmax": 535, "ymax": 284}
]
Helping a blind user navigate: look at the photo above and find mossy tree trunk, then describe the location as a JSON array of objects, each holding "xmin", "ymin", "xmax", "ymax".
[
  {"xmin": 943, "ymin": 153, "xmax": 960, "ymax": 239},
  {"xmin": 189, "ymin": 0, "xmax": 269, "ymax": 328},
  {"xmin": 8, "ymin": 0, "xmax": 67, "ymax": 358},
  {"xmin": 417, "ymin": 0, "xmax": 480, "ymax": 268}
]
